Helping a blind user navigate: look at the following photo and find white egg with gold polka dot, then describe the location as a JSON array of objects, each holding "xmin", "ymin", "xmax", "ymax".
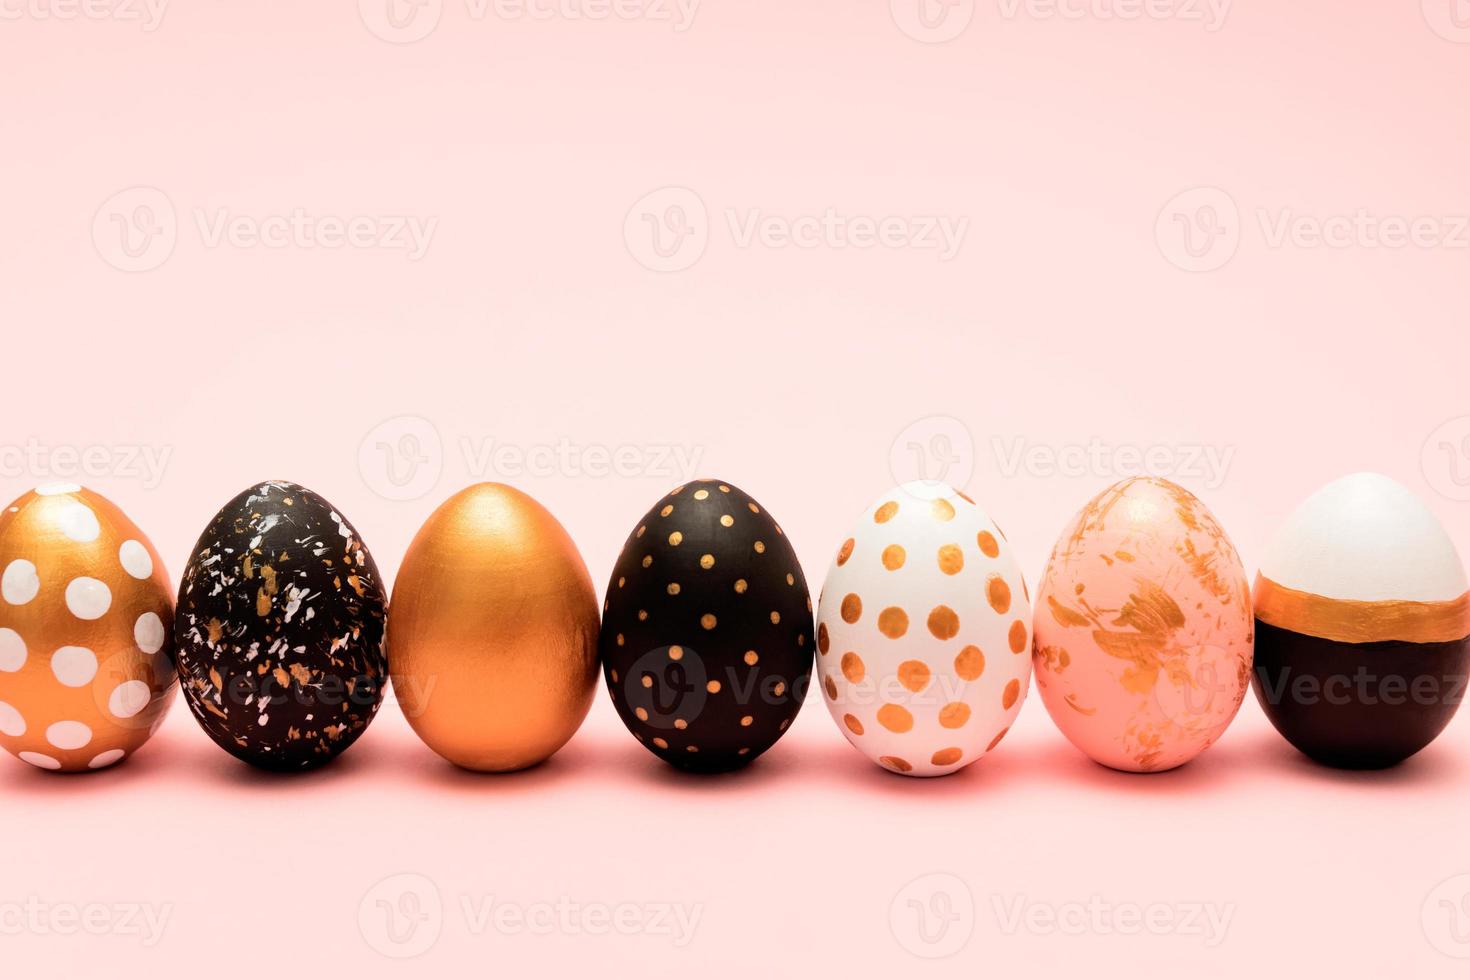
[
  {"xmin": 816, "ymin": 482, "xmax": 1032, "ymax": 776},
  {"xmin": 0, "ymin": 485, "xmax": 175, "ymax": 772}
]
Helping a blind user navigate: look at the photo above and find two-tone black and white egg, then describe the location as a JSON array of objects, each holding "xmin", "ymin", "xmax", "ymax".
[{"xmin": 174, "ymin": 481, "xmax": 387, "ymax": 770}]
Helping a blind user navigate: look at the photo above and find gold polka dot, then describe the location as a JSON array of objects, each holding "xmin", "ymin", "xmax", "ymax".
[
  {"xmin": 927, "ymin": 605, "xmax": 960, "ymax": 640},
  {"xmin": 641, "ymin": 675, "xmax": 653, "ymax": 688},
  {"xmin": 653, "ymin": 737, "xmax": 668, "ymax": 749},
  {"xmin": 668, "ymin": 531, "xmax": 683, "ymax": 546},
  {"xmin": 660, "ymin": 504, "xmax": 674, "ymax": 517},
  {"xmin": 686, "ymin": 746, "xmax": 698, "ymax": 753},
  {"xmin": 881, "ymin": 544, "xmax": 906, "ymax": 570},
  {"xmin": 667, "ymin": 583, "xmax": 681, "ymax": 596},
  {"xmin": 1009, "ymin": 620, "xmax": 1028, "ymax": 654},
  {"xmin": 797, "ymin": 633, "xmax": 806, "ymax": 646},
  {"xmin": 641, "ymin": 555, "xmax": 652, "ymax": 568},
  {"xmin": 698, "ymin": 554, "xmax": 715, "ymax": 570},
  {"xmin": 874, "ymin": 501, "xmax": 899, "ymax": 523},
  {"xmin": 753, "ymin": 541, "xmax": 766, "ymax": 554},
  {"xmin": 738, "ymin": 747, "xmax": 750, "ymax": 756},
  {"xmin": 977, "ymin": 531, "xmax": 999, "ymax": 558},
  {"xmin": 701, "ymin": 614, "xmax": 717, "ymax": 630},
  {"xmin": 706, "ymin": 680, "xmax": 721, "ymax": 694},
  {"xmin": 616, "ymin": 633, "xmax": 625, "ymax": 646},
  {"xmin": 836, "ymin": 538, "xmax": 855, "ymax": 565},
  {"xmin": 610, "ymin": 669, "xmax": 619, "ymax": 683},
  {"xmin": 898, "ymin": 660, "xmax": 931, "ymax": 692},
  {"xmin": 939, "ymin": 702, "xmax": 971, "ymax": 728},
  {"xmin": 719, "ymin": 485, "xmax": 730, "ymax": 493},
  {"xmin": 636, "ymin": 525, "xmax": 647, "ymax": 539},
  {"xmin": 637, "ymin": 609, "xmax": 648, "ymax": 621},
  {"xmin": 878, "ymin": 704, "xmax": 914, "ymax": 733},
  {"xmin": 741, "ymin": 715, "xmax": 753, "ymax": 727},
  {"xmin": 1002, "ymin": 679, "xmax": 1021, "ymax": 709},
  {"xmin": 843, "ymin": 714, "xmax": 864, "ymax": 735},
  {"xmin": 773, "ymin": 681, "xmax": 786, "ymax": 697},
  {"xmin": 880, "ymin": 755, "xmax": 912, "ymax": 772},
  {"xmin": 817, "ymin": 623, "xmax": 829, "ymax": 654},
  {"xmin": 988, "ymin": 575, "xmax": 1012, "ymax": 615},
  {"xmin": 674, "ymin": 718, "xmax": 688, "ymax": 730},
  {"xmin": 720, "ymin": 514, "xmax": 734, "ymax": 528},
  {"xmin": 937, "ymin": 545, "xmax": 964, "ymax": 575},
  {"xmin": 932, "ymin": 499, "xmax": 956, "ymax": 522},
  {"xmin": 779, "ymin": 718, "xmax": 790, "ymax": 731},
  {"xmin": 931, "ymin": 747, "xmax": 963, "ymax": 766},
  {"xmin": 824, "ymin": 676, "xmax": 837, "ymax": 700},
  {"xmin": 878, "ymin": 607, "xmax": 909, "ymax": 638},
  {"xmin": 694, "ymin": 489, "xmax": 709, "ymax": 500},
  {"xmin": 841, "ymin": 593, "xmax": 863, "ymax": 623},
  {"xmin": 669, "ymin": 646, "xmax": 683, "ymax": 660},
  {"xmin": 670, "ymin": 486, "xmax": 684, "ymax": 495},
  {"xmin": 785, "ymin": 573, "xmax": 794, "ymax": 586},
  {"xmin": 841, "ymin": 652, "xmax": 865, "ymax": 683},
  {"xmin": 734, "ymin": 579, "xmax": 748, "ymax": 594},
  {"xmin": 747, "ymin": 502, "xmax": 760, "ymax": 513},
  {"xmin": 744, "ymin": 650, "xmax": 759, "ymax": 665},
  {"xmin": 769, "ymin": 611, "xmax": 780, "ymax": 625},
  {"xmin": 635, "ymin": 707, "xmax": 648, "ymax": 721},
  {"xmin": 617, "ymin": 576, "xmax": 625, "ymax": 588},
  {"xmin": 955, "ymin": 645, "xmax": 985, "ymax": 680}
]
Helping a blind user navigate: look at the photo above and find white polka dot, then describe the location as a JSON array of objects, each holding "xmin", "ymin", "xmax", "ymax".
[
  {"xmin": 88, "ymin": 749, "xmax": 125, "ymax": 769},
  {"xmin": 19, "ymin": 751, "xmax": 61, "ymax": 770},
  {"xmin": 119, "ymin": 540, "xmax": 153, "ymax": 579},
  {"xmin": 56, "ymin": 501, "xmax": 100, "ymax": 543},
  {"xmin": 46, "ymin": 720, "xmax": 92, "ymax": 750},
  {"xmin": 0, "ymin": 700, "xmax": 25, "ymax": 737},
  {"xmin": 65, "ymin": 577, "xmax": 111, "ymax": 620},
  {"xmin": 0, "ymin": 628, "xmax": 26, "ymax": 672},
  {"xmin": 51, "ymin": 646, "xmax": 98, "ymax": 687},
  {"xmin": 134, "ymin": 612, "xmax": 165, "ymax": 654},
  {"xmin": 2, "ymin": 560, "xmax": 40, "ymax": 605},
  {"xmin": 109, "ymin": 681, "xmax": 151, "ymax": 719},
  {"xmin": 34, "ymin": 483, "xmax": 80, "ymax": 496}
]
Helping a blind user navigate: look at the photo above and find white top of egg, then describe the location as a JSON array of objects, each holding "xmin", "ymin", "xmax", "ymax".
[{"xmin": 1260, "ymin": 472, "xmax": 1467, "ymax": 602}]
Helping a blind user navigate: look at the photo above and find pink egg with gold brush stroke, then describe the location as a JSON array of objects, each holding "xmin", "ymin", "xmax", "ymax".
[{"xmin": 1032, "ymin": 477, "xmax": 1253, "ymax": 772}]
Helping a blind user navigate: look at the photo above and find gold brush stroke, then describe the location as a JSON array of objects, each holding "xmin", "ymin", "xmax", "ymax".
[{"xmin": 1254, "ymin": 574, "xmax": 1470, "ymax": 645}]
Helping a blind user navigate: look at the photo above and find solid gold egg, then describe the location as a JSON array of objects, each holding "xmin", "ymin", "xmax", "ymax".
[
  {"xmin": 0, "ymin": 484, "xmax": 176, "ymax": 773},
  {"xmin": 388, "ymin": 483, "xmax": 599, "ymax": 772}
]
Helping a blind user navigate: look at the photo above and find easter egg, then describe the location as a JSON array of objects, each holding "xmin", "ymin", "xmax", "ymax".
[
  {"xmin": 1252, "ymin": 472, "xmax": 1470, "ymax": 769},
  {"xmin": 175, "ymin": 481, "xmax": 387, "ymax": 771},
  {"xmin": 0, "ymin": 484, "xmax": 175, "ymax": 772},
  {"xmin": 1032, "ymin": 477, "xmax": 1252, "ymax": 772},
  {"xmin": 388, "ymin": 483, "xmax": 600, "ymax": 772},
  {"xmin": 815, "ymin": 483, "xmax": 1032, "ymax": 776},
  {"xmin": 601, "ymin": 479, "xmax": 812, "ymax": 773}
]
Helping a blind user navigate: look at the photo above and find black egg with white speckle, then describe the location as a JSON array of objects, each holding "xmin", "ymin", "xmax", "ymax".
[
  {"xmin": 175, "ymin": 481, "xmax": 387, "ymax": 771},
  {"xmin": 601, "ymin": 479, "xmax": 813, "ymax": 773}
]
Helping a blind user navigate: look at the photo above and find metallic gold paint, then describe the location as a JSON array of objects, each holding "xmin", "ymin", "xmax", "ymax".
[
  {"xmin": 1254, "ymin": 574, "xmax": 1470, "ymax": 646},
  {"xmin": 0, "ymin": 487, "xmax": 175, "ymax": 772},
  {"xmin": 388, "ymin": 483, "xmax": 599, "ymax": 772}
]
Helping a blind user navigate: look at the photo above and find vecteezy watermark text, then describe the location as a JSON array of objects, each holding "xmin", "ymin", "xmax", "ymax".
[
  {"xmin": 359, "ymin": 0, "xmax": 701, "ymax": 44},
  {"xmin": 0, "ymin": 898, "xmax": 172, "ymax": 947},
  {"xmin": 0, "ymin": 0, "xmax": 168, "ymax": 29},
  {"xmin": 992, "ymin": 436, "xmax": 1235, "ymax": 489},
  {"xmin": 0, "ymin": 440, "xmax": 172, "ymax": 491}
]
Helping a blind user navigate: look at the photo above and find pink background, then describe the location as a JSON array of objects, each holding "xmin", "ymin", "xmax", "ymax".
[{"xmin": 4, "ymin": 1, "xmax": 1470, "ymax": 976}]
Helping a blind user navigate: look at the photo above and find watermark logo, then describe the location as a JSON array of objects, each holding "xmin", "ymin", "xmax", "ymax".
[
  {"xmin": 359, "ymin": 873, "xmax": 444, "ymax": 959},
  {"xmin": 625, "ymin": 187, "xmax": 709, "ymax": 273},
  {"xmin": 890, "ymin": 873, "xmax": 975, "ymax": 958},
  {"xmin": 624, "ymin": 645, "xmax": 710, "ymax": 731},
  {"xmin": 92, "ymin": 187, "xmax": 178, "ymax": 273},
  {"xmin": 92, "ymin": 187, "xmax": 438, "ymax": 272},
  {"xmin": 890, "ymin": 0, "xmax": 975, "ymax": 43},
  {"xmin": 1423, "ymin": 416, "xmax": 1470, "ymax": 503},
  {"xmin": 1423, "ymin": 0, "xmax": 1470, "ymax": 43},
  {"xmin": 1156, "ymin": 187, "xmax": 1240, "ymax": 272},
  {"xmin": 359, "ymin": 0, "xmax": 444, "ymax": 43},
  {"xmin": 1423, "ymin": 874, "xmax": 1470, "ymax": 958},
  {"xmin": 0, "ymin": 0, "xmax": 169, "ymax": 29},
  {"xmin": 888, "ymin": 416, "xmax": 976, "ymax": 500},
  {"xmin": 358, "ymin": 416, "xmax": 445, "ymax": 502}
]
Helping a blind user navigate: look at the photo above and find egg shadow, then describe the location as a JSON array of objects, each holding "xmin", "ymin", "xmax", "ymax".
[
  {"xmin": 794, "ymin": 737, "xmax": 1041, "ymax": 801},
  {"xmin": 1247, "ymin": 728, "xmax": 1468, "ymax": 788}
]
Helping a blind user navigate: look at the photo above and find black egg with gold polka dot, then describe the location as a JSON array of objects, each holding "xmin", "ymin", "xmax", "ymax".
[{"xmin": 600, "ymin": 480, "xmax": 813, "ymax": 773}]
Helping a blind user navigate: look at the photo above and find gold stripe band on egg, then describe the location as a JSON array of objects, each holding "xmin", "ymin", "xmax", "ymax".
[{"xmin": 1253, "ymin": 574, "xmax": 1470, "ymax": 646}]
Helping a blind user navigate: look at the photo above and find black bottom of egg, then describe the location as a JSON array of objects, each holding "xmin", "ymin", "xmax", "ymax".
[
  {"xmin": 600, "ymin": 480, "xmax": 814, "ymax": 774},
  {"xmin": 1252, "ymin": 620, "xmax": 1470, "ymax": 769}
]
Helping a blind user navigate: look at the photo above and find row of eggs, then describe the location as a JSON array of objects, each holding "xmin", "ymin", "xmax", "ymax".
[{"xmin": 0, "ymin": 472, "xmax": 1464, "ymax": 777}]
